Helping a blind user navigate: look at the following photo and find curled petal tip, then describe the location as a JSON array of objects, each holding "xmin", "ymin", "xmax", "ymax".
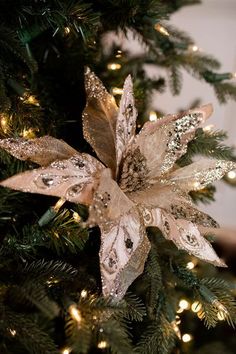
[{"xmin": 198, "ymin": 103, "xmax": 213, "ymax": 119}]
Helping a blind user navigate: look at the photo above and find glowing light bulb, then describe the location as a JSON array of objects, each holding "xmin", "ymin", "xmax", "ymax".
[
  {"xmin": 23, "ymin": 95, "xmax": 40, "ymax": 106},
  {"xmin": 203, "ymin": 124, "xmax": 214, "ymax": 133},
  {"xmin": 97, "ymin": 341, "xmax": 108, "ymax": 349},
  {"xmin": 186, "ymin": 261, "xmax": 195, "ymax": 270},
  {"xmin": 231, "ymin": 72, "xmax": 236, "ymax": 79},
  {"xmin": 149, "ymin": 111, "xmax": 158, "ymax": 122},
  {"xmin": 191, "ymin": 301, "xmax": 202, "ymax": 313},
  {"xmin": 22, "ymin": 128, "xmax": 35, "ymax": 139},
  {"xmin": 182, "ymin": 333, "xmax": 193, "ymax": 343},
  {"xmin": 217, "ymin": 311, "xmax": 226, "ymax": 321},
  {"xmin": 154, "ymin": 24, "xmax": 169, "ymax": 36},
  {"xmin": 171, "ymin": 321, "xmax": 181, "ymax": 339},
  {"xmin": 69, "ymin": 304, "xmax": 82, "ymax": 323},
  {"xmin": 81, "ymin": 289, "xmax": 88, "ymax": 298},
  {"xmin": 179, "ymin": 299, "xmax": 190, "ymax": 310},
  {"xmin": 188, "ymin": 44, "xmax": 199, "ymax": 52},
  {"xmin": 9, "ymin": 329, "xmax": 16, "ymax": 336},
  {"xmin": 64, "ymin": 27, "xmax": 71, "ymax": 35},
  {"xmin": 227, "ymin": 170, "xmax": 236, "ymax": 180},
  {"xmin": 62, "ymin": 348, "xmax": 71, "ymax": 354},
  {"xmin": 53, "ymin": 198, "xmax": 66, "ymax": 212},
  {"xmin": 112, "ymin": 87, "xmax": 123, "ymax": 95},
  {"xmin": 1, "ymin": 114, "xmax": 8, "ymax": 133},
  {"xmin": 193, "ymin": 181, "xmax": 200, "ymax": 189},
  {"xmin": 107, "ymin": 63, "xmax": 121, "ymax": 70},
  {"xmin": 73, "ymin": 211, "xmax": 81, "ymax": 223}
]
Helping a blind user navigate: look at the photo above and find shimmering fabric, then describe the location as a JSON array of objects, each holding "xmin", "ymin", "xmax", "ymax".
[{"xmin": 0, "ymin": 70, "xmax": 234, "ymax": 300}]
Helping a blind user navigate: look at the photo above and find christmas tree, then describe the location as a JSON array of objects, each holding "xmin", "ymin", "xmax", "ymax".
[{"xmin": 0, "ymin": 1, "xmax": 236, "ymax": 353}]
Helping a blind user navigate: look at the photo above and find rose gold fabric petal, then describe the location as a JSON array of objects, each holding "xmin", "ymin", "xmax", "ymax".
[
  {"xmin": 116, "ymin": 75, "xmax": 137, "ymax": 172},
  {"xmin": 134, "ymin": 104, "xmax": 212, "ymax": 181},
  {"xmin": 0, "ymin": 136, "xmax": 77, "ymax": 166},
  {"xmin": 99, "ymin": 207, "xmax": 150, "ymax": 300},
  {"xmin": 0, "ymin": 154, "xmax": 103, "ymax": 205},
  {"xmin": 83, "ymin": 68, "xmax": 117, "ymax": 173}
]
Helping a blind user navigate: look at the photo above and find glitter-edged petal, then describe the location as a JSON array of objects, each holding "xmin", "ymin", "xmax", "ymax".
[
  {"xmin": 0, "ymin": 136, "xmax": 77, "ymax": 166},
  {"xmin": 116, "ymin": 75, "xmax": 137, "ymax": 172},
  {"xmin": 139, "ymin": 206, "xmax": 226, "ymax": 267},
  {"xmin": 134, "ymin": 104, "xmax": 212, "ymax": 181},
  {"xmin": 99, "ymin": 208, "xmax": 150, "ymax": 300},
  {"xmin": 0, "ymin": 154, "xmax": 103, "ymax": 205},
  {"xmin": 83, "ymin": 68, "xmax": 118, "ymax": 173},
  {"xmin": 130, "ymin": 184, "xmax": 218, "ymax": 228},
  {"xmin": 168, "ymin": 159, "xmax": 236, "ymax": 191}
]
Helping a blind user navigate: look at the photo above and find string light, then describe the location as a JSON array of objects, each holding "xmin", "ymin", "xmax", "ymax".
[
  {"xmin": 182, "ymin": 333, "xmax": 193, "ymax": 343},
  {"xmin": 107, "ymin": 63, "xmax": 121, "ymax": 70},
  {"xmin": 193, "ymin": 181, "xmax": 201, "ymax": 189},
  {"xmin": 188, "ymin": 44, "xmax": 199, "ymax": 53},
  {"xmin": 154, "ymin": 23, "xmax": 169, "ymax": 36},
  {"xmin": 226, "ymin": 170, "xmax": 236, "ymax": 180},
  {"xmin": 64, "ymin": 27, "xmax": 71, "ymax": 35},
  {"xmin": 73, "ymin": 211, "xmax": 81, "ymax": 223},
  {"xmin": 112, "ymin": 87, "xmax": 123, "ymax": 95},
  {"xmin": 178, "ymin": 299, "xmax": 191, "ymax": 311},
  {"xmin": 149, "ymin": 111, "xmax": 158, "ymax": 122},
  {"xmin": 69, "ymin": 304, "xmax": 82, "ymax": 324},
  {"xmin": 186, "ymin": 261, "xmax": 195, "ymax": 270},
  {"xmin": 171, "ymin": 321, "xmax": 181, "ymax": 339},
  {"xmin": 212, "ymin": 300, "xmax": 229, "ymax": 316},
  {"xmin": 97, "ymin": 341, "xmax": 108, "ymax": 349},
  {"xmin": 22, "ymin": 128, "xmax": 36, "ymax": 139},
  {"xmin": 231, "ymin": 72, "xmax": 236, "ymax": 79},
  {"xmin": 9, "ymin": 329, "xmax": 16, "ymax": 336},
  {"xmin": 191, "ymin": 301, "xmax": 202, "ymax": 313},
  {"xmin": 81, "ymin": 289, "xmax": 88, "ymax": 298},
  {"xmin": 23, "ymin": 95, "xmax": 40, "ymax": 106},
  {"xmin": 61, "ymin": 348, "xmax": 71, "ymax": 354},
  {"xmin": 53, "ymin": 198, "xmax": 66, "ymax": 212},
  {"xmin": 0, "ymin": 113, "xmax": 9, "ymax": 134},
  {"xmin": 203, "ymin": 124, "xmax": 214, "ymax": 133},
  {"xmin": 115, "ymin": 50, "xmax": 122, "ymax": 58},
  {"xmin": 217, "ymin": 311, "xmax": 226, "ymax": 321}
]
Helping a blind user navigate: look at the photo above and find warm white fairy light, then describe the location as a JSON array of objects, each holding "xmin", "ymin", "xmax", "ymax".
[
  {"xmin": 193, "ymin": 181, "xmax": 201, "ymax": 189},
  {"xmin": 69, "ymin": 304, "xmax": 82, "ymax": 324},
  {"xmin": 188, "ymin": 44, "xmax": 199, "ymax": 53},
  {"xmin": 203, "ymin": 124, "xmax": 214, "ymax": 133},
  {"xmin": 97, "ymin": 341, "xmax": 108, "ymax": 349},
  {"xmin": 73, "ymin": 211, "xmax": 81, "ymax": 223},
  {"xmin": 191, "ymin": 301, "xmax": 202, "ymax": 313},
  {"xmin": 226, "ymin": 170, "xmax": 236, "ymax": 180},
  {"xmin": 107, "ymin": 63, "xmax": 121, "ymax": 70},
  {"xmin": 213, "ymin": 300, "xmax": 229, "ymax": 316},
  {"xmin": 22, "ymin": 128, "xmax": 36, "ymax": 139},
  {"xmin": 62, "ymin": 348, "xmax": 71, "ymax": 354},
  {"xmin": 179, "ymin": 299, "xmax": 190, "ymax": 310},
  {"xmin": 64, "ymin": 27, "xmax": 71, "ymax": 35},
  {"xmin": 112, "ymin": 87, "xmax": 123, "ymax": 95},
  {"xmin": 9, "ymin": 329, "xmax": 16, "ymax": 336},
  {"xmin": 53, "ymin": 198, "xmax": 66, "ymax": 212},
  {"xmin": 149, "ymin": 111, "xmax": 158, "ymax": 122},
  {"xmin": 217, "ymin": 311, "xmax": 226, "ymax": 321},
  {"xmin": 81, "ymin": 289, "xmax": 88, "ymax": 298},
  {"xmin": 154, "ymin": 23, "xmax": 169, "ymax": 36},
  {"xmin": 231, "ymin": 72, "xmax": 236, "ymax": 79},
  {"xmin": 1, "ymin": 114, "xmax": 9, "ymax": 134},
  {"xmin": 171, "ymin": 321, "xmax": 181, "ymax": 339},
  {"xmin": 186, "ymin": 261, "xmax": 195, "ymax": 270},
  {"xmin": 23, "ymin": 95, "xmax": 40, "ymax": 106},
  {"xmin": 182, "ymin": 333, "xmax": 193, "ymax": 343}
]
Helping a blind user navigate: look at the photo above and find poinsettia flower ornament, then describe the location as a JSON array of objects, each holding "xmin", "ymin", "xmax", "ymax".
[{"xmin": 0, "ymin": 68, "xmax": 235, "ymax": 301}]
